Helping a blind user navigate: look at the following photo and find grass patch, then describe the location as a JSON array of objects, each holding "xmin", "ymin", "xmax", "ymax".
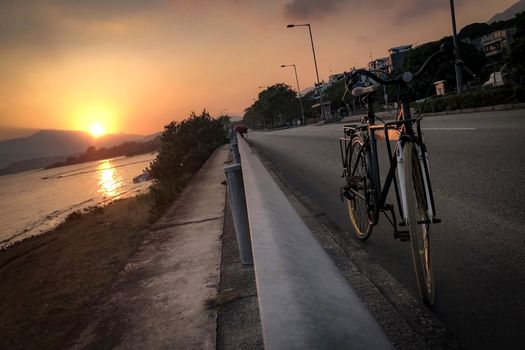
[{"xmin": 414, "ymin": 85, "xmax": 525, "ymax": 113}]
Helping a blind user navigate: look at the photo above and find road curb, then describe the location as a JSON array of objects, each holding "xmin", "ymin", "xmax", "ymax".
[{"xmin": 420, "ymin": 102, "xmax": 525, "ymax": 117}]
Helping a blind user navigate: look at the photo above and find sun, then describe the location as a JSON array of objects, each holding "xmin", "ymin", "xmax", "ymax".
[{"xmin": 89, "ymin": 122, "xmax": 106, "ymax": 138}]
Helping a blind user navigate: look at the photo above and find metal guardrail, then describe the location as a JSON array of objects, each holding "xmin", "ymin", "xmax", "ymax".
[{"xmin": 235, "ymin": 135, "xmax": 393, "ymax": 350}]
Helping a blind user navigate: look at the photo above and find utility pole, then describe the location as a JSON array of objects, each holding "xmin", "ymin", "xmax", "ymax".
[
  {"xmin": 450, "ymin": 0, "xmax": 464, "ymax": 95},
  {"xmin": 281, "ymin": 64, "xmax": 305, "ymax": 126}
]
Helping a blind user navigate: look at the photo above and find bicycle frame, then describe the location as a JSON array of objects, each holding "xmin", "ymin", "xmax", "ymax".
[
  {"xmin": 339, "ymin": 45, "xmax": 457, "ymax": 304},
  {"xmin": 340, "ymin": 91, "xmax": 438, "ymax": 229}
]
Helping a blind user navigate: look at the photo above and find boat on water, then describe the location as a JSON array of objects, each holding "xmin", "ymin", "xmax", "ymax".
[{"xmin": 133, "ymin": 171, "xmax": 152, "ymax": 183}]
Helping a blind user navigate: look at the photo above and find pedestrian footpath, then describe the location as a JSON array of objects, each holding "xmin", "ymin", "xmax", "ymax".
[{"xmin": 67, "ymin": 146, "xmax": 228, "ymax": 349}]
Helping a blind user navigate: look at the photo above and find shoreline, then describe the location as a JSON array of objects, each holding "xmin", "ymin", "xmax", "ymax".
[
  {"xmin": 0, "ymin": 152, "xmax": 156, "ymax": 249},
  {"xmin": 0, "ymin": 187, "xmax": 151, "ymax": 251},
  {"xmin": 0, "ymin": 194, "xmax": 153, "ymax": 349}
]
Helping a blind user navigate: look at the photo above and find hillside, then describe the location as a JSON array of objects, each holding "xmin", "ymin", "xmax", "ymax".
[
  {"xmin": 489, "ymin": 0, "xmax": 525, "ymax": 23},
  {"xmin": 0, "ymin": 130, "xmax": 91, "ymax": 168},
  {"xmin": 0, "ymin": 129, "xmax": 147, "ymax": 172}
]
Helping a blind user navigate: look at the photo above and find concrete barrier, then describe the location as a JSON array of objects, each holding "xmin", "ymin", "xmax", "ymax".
[{"xmin": 236, "ymin": 136, "xmax": 393, "ymax": 350}]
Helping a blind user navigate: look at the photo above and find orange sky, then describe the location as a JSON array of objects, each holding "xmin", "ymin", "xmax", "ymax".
[{"xmin": 0, "ymin": 0, "xmax": 517, "ymax": 136}]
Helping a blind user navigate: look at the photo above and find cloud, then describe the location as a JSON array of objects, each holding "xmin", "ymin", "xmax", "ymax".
[
  {"xmin": 283, "ymin": 0, "xmax": 348, "ymax": 20},
  {"xmin": 0, "ymin": 0, "xmax": 170, "ymax": 53},
  {"xmin": 50, "ymin": 0, "xmax": 169, "ymax": 20},
  {"xmin": 393, "ymin": 1, "xmax": 446, "ymax": 22},
  {"xmin": 283, "ymin": 0, "xmax": 447, "ymax": 23}
]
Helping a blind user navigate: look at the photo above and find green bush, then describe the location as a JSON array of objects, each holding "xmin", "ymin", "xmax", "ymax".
[
  {"xmin": 415, "ymin": 85, "xmax": 525, "ymax": 113},
  {"xmin": 148, "ymin": 110, "xmax": 229, "ymax": 217}
]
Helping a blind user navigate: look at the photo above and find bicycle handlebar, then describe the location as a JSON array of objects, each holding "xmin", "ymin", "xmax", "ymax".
[{"xmin": 344, "ymin": 41, "xmax": 456, "ymax": 88}]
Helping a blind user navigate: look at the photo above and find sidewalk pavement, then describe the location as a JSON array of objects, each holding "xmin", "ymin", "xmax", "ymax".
[{"xmin": 67, "ymin": 145, "xmax": 229, "ymax": 349}]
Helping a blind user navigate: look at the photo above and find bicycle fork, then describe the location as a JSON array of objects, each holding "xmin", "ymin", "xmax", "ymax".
[
  {"xmin": 396, "ymin": 141, "xmax": 409, "ymax": 223},
  {"xmin": 396, "ymin": 140, "xmax": 440, "ymax": 224}
]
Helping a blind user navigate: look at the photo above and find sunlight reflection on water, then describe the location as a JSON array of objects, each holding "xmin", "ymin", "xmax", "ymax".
[
  {"xmin": 97, "ymin": 160, "xmax": 124, "ymax": 198},
  {"xmin": 0, "ymin": 153, "xmax": 156, "ymax": 249}
]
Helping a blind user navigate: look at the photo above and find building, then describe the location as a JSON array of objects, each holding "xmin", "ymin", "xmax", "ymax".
[
  {"xmin": 480, "ymin": 28, "xmax": 516, "ymax": 57},
  {"xmin": 368, "ymin": 57, "xmax": 391, "ymax": 72},
  {"xmin": 433, "ymin": 80, "xmax": 446, "ymax": 96},
  {"xmin": 387, "ymin": 45, "xmax": 412, "ymax": 73},
  {"xmin": 328, "ymin": 73, "xmax": 345, "ymax": 84}
]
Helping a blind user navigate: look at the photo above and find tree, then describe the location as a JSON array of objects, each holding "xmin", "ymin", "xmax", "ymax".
[
  {"xmin": 459, "ymin": 23, "xmax": 491, "ymax": 40},
  {"xmin": 148, "ymin": 110, "xmax": 228, "ymax": 213},
  {"xmin": 242, "ymin": 106, "xmax": 264, "ymax": 129},
  {"xmin": 402, "ymin": 37, "xmax": 486, "ymax": 99},
  {"xmin": 243, "ymin": 83, "xmax": 301, "ymax": 128},
  {"xmin": 324, "ymin": 80, "xmax": 345, "ymax": 111},
  {"xmin": 149, "ymin": 110, "xmax": 228, "ymax": 184},
  {"xmin": 509, "ymin": 12, "xmax": 525, "ymax": 78}
]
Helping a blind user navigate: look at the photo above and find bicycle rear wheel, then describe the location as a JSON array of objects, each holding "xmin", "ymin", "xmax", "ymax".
[
  {"xmin": 346, "ymin": 136, "xmax": 375, "ymax": 240},
  {"xmin": 403, "ymin": 141, "xmax": 435, "ymax": 306}
]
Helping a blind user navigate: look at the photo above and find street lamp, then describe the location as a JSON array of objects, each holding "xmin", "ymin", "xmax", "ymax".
[
  {"xmin": 281, "ymin": 64, "xmax": 305, "ymax": 126},
  {"xmin": 286, "ymin": 24, "xmax": 320, "ymax": 85},
  {"xmin": 449, "ymin": 0, "xmax": 464, "ymax": 95},
  {"xmin": 287, "ymin": 23, "xmax": 325, "ymax": 120}
]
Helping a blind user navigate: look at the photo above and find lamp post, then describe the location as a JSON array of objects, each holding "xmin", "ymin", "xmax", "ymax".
[
  {"xmin": 449, "ymin": 0, "xmax": 464, "ymax": 95},
  {"xmin": 281, "ymin": 64, "xmax": 305, "ymax": 126},
  {"xmin": 287, "ymin": 23, "xmax": 326, "ymax": 120},
  {"xmin": 286, "ymin": 24, "xmax": 320, "ymax": 85}
]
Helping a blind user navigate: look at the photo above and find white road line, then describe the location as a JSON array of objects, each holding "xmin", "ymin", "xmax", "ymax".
[{"xmin": 422, "ymin": 127, "xmax": 477, "ymax": 130}]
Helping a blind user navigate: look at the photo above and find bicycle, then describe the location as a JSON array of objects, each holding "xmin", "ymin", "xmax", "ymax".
[{"xmin": 339, "ymin": 42, "xmax": 471, "ymax": 305}]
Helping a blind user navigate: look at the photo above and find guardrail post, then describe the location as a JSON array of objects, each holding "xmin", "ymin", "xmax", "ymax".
[
  {"xmin": 224, "ymin": 163, "xmax": 253, "ymax": 265},
  {"xmin": 228, "ymin": 128, "xmax": 236, "ymax": 142},
  {"xmin": 230, "ymin": 140, "xmax": 241, "ymax": 163}
]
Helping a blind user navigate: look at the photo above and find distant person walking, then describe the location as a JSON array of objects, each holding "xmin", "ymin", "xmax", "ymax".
[{"xmin": 233, "ymin": 124, "xmax": 248, "ymax": 138}]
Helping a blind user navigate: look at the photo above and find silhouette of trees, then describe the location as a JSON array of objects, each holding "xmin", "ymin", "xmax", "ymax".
[
  {"xmin": 148, "ymin": 110, "xmax": 229, "ymax": 214},
  {"xmin": 509, "ymin": 12, "xmax": 525, "ymax": 78},
  {"xmin": 243, "ymin": 84, "xmax": 302, "ymax": 128},
  {"xmin": 45, "ymin": 138, "xmax": 161, "ymax": 169},
  {"xmin": 402, "ymin": 37, "xmax": 486, "ymax": 98}
]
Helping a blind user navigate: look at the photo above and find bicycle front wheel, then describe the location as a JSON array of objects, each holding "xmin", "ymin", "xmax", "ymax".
[
  {"xmin": 403, "ymin": 141, "xmax": 435, "ymax": 306},
  {"xmin": 346, "ymin": 135, "xmax": 375, "ymax": 240}
]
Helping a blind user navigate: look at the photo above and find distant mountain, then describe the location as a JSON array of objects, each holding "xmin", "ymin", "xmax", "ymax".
[
  {"xmin": 0, "ymin": 129, "xmax": 144, "ymax": 169},
  {"xmin": 141, "ymin": 131, "xmax": 163, "ymax": 142},
  {"xmin": 489, "ymin": 0, "xmax": 525, "ymax": 23},
  {"xmin": 0, "ymin": 155, "xmax": 73, "ymax": 176},
  {"xmin": 0, "ymin": 130, "xmax": 91, "ymax": 168},
  {"xmin": 95, "ymin": 133, "xmax": 144, "ymax": 148},
  {"xmin": 0, "ymin": 126, "xmax": 39, "ymax": 141}
]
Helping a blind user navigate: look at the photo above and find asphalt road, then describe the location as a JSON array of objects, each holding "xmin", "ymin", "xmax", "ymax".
[{"xmin": 247, "ymin": 110, "xmax": 525, "ymax": 350}]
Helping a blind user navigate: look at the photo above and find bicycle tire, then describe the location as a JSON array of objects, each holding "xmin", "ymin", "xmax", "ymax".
[
  {"xmin": 346, "ymin": 135, "xmax": 375, "ymax": 240},
  {"xmin": 403, "ymin": 141, "xmax": 435, "ymax": 306}
]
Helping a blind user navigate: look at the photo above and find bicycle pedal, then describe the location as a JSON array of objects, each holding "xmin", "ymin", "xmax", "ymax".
[
  {"xmin": 399, "ymin": 221, "xmax": 407, "ymax": 227},
  {"xmin": 432, "ymin": 218, "xmax": 442, "ymax": 224},
  {"xmin": 394, "ymin": 230, "xmax": 410, "ymax": 241}
]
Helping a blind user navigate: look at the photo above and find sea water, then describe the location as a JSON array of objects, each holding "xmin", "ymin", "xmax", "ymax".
[{"xmin": 0, "ymin": 153, "xmax": 157, "ymax": 249}]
